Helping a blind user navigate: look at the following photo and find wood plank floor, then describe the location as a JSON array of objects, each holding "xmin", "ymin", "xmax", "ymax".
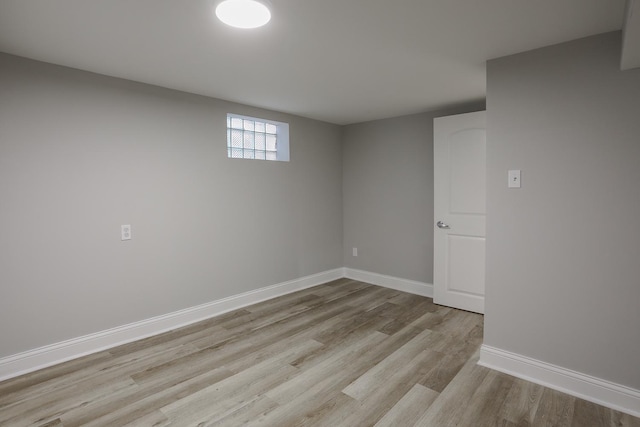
[{"xmin": 1, "ymin": 278, "xmax": 638, "ymax": 426}]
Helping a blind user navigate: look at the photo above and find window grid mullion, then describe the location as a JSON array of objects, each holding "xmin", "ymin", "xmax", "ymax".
[{"xmin": 227, "ymin": 114, "xmax": 285, "ymax": 161}]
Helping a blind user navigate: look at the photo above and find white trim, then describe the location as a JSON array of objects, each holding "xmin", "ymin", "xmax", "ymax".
[
  {"xmin": 479, "ymin": 344, "xmax": 640, "ymax": 418},
  {"xmin": 0, "ymin": 268, "xmax": 343, "ymax": 382},
  {"xmin": 344, "ymin": 268, "xmax": 433, "ymax": 298}
]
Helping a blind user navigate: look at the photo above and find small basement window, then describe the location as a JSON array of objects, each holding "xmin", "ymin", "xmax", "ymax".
[{"xmin": 226, "ymin": 113, "xmax": 289, "ymax": 161}]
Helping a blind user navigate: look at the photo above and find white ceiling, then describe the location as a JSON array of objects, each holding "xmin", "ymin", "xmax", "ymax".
[{"xmin": 0, "ymin": 0, "xmax": 627, "ymax": 124}]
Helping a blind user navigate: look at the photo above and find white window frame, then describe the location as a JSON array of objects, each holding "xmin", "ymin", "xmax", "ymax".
[{"xmin": 226, "ymin": 113, "xmax": 290, "ymax": 162}]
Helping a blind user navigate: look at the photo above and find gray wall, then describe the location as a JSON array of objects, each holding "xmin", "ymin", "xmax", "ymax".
[
  {"xmin": 342, "ymin": 105, "xmax": 484, "ymax": 284},
  {"xmin": 485, "ymin": 32, "xmax": 640, "ymax": 389},
  {"xmin": 0, "ymin": 53, "xmax": 343, "ymax": 358}
]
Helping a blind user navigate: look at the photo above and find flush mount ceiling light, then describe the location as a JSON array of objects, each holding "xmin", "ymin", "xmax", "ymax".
[{"xmin": 215, "ymin": 0, "xmax": 272, "ymax": 29}]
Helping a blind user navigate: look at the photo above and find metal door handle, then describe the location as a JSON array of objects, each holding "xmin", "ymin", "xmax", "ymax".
[{"xmin": 436, "ymin": 221, "xmax": 450, "ymax": 229}]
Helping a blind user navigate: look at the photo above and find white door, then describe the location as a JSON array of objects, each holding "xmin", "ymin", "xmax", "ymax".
[{"xmin": 433, "ymin": 111, "xmax": 486, "ymax": 314}]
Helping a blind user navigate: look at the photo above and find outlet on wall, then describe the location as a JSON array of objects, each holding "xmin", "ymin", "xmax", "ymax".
[
  {"xmin": 121, "ymin": 224, "xmax": 132, "ymax": 241},
  {"xmin": 352, "ymin": 247, "xmax": 358, "ymax": 257}
]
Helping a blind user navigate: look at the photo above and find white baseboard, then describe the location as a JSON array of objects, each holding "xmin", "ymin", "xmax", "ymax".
[
  {"xmin": 0, "ymin": 268, "xmax": 344, "ymax": 382},
  {"xmin": 5, "ymin": 269, "xmax": 636, "ymax": 418},
  {"xmin": 344, "ymin": 268, "xmax": 433, "ymax": 298},
  {"xmin": 479, "ymin": 344, "xmax": 640, "ymax": 418}
]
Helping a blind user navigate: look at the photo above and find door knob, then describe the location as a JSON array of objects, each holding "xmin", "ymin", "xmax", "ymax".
[{"xmin": 436, "ymin": 221, "xmax": 450, "ymax": 229}]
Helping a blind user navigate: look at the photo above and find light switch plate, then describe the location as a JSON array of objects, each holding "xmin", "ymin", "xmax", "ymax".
[{"xmin": 508, "ymin": 170, "xmax": 521, "ymax": 188}]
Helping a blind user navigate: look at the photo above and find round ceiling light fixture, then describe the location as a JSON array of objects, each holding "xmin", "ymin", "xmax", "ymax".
[{"xmin": 215, "ymin": 0, "xmax": 272, "ymax": 29}]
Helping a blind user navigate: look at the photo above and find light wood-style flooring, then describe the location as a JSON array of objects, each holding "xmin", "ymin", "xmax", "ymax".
[{"xmin": 1, "ymin": 279, "xmax": 638, "ymax": 426}]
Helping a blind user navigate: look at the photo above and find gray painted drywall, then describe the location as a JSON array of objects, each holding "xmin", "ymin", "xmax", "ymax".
[
  {"xmin": 0, "ymin": 53, "xmax": 343, "ymax": 358},
  {"xmin": 485, "ymin": 32, "xmax": 640, "ymax": 389},
  {"xmin": 342, "ymin": 104, "xmax": 484, "ymax": 284}
]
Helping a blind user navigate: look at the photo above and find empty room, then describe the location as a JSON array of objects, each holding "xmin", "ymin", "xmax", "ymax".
[{"xmin": 1, "ymin": 0, "xmax": 639, "ymax": 426}]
